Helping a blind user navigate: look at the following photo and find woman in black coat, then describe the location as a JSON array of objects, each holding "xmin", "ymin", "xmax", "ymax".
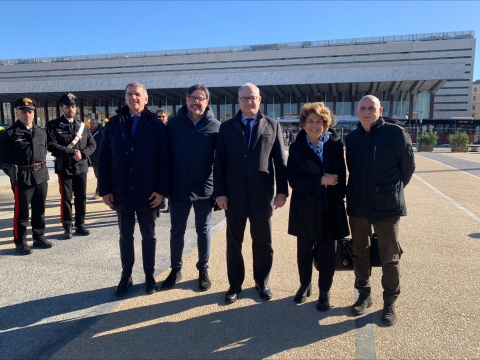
[{"xmin": 287, "ymin": 102, "xmax": 349, "ymax": 311}]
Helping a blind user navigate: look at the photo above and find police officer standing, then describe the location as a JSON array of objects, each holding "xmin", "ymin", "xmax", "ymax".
[
  {"xmin": 0, "ymin": 98, "xmax": 52, "ymax": 255},
  {"xmin": 47, "ymin": 93, "xmax": 96, "ymax": 239}
]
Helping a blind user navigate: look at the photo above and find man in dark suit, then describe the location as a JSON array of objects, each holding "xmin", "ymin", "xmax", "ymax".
[{"xmin": 214, "ymin": 82, "xmax": 288, "ymax": 304}]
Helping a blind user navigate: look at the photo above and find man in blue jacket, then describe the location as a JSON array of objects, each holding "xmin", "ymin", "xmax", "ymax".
[
  {"xmin": 160, "ymin": 84, "xmax": 220, "ymax": 292},
  {"xmin": 98, "ymin": 82, "xmax": 170, "ymax": 297}
]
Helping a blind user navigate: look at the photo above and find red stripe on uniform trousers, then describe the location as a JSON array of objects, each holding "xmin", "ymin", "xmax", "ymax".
[
  {"xmin": 58, "ymin": 175, "xmax": 65, "ymax": 229},
  {"xmin": 13, "ymin": 185, "xmax": 20, "ymax": 243}
]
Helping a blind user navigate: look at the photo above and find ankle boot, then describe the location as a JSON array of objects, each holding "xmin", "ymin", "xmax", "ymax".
[
  {"xmin": 294, "ymin": 283, "xmax": 311, "ymax": 304},
  {"xmin": 316, "ymin": 291, "xmax": 330, "ymax": 312}
]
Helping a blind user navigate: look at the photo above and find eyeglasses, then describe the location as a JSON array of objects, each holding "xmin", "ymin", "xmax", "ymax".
[
  {"xmin": 187, "ymin": 96, "xmax": 207, "ymax": 102},
  {"xmin": 239, "ymin": 96, "xmax": 259, "ymax": 102},
  {"xmin": 358, "ymin": 106, "xmax": 379, "ymax": 112},
  {"xmin": 306, "ymin": 120, "xmax": 325, "ymax": 126}
]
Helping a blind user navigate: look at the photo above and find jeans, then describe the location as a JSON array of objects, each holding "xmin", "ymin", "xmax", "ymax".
[
  {"xmin": 169, "ymin": 198, "xmax": 212, "ymax": 271},
  {"xmin": 117, "ymin": 210, "xmax": 157, "ymax": 277},
  {"xmin": 349, "ymin": 215, "xmax": 402, "ymax": 302}
]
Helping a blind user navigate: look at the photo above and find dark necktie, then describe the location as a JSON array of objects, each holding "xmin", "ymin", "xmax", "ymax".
[
  {"xmin": 131, "ymin": 115, "xmax": 140, "ymax": 137},
  {"xmin": 244, "ymin": 118, "xmax": 254, "ymax": 147}
]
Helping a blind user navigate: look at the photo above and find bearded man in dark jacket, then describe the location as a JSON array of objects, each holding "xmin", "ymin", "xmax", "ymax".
[
  {"xmin": 98, "ymin": 82, "xmax": 170, "ymax": 297},
  {"xmin": 345, "ymin": 95, "xmax": 415, "ymax": 326},
  {"xmin": 160, "ymin": 84, "xmax": 220, "ymax": 292}
]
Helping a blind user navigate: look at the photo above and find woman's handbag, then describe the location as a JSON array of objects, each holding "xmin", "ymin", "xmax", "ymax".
[
  {"xmin": 334, "ymin": 238, "xmax": 354, "ymax": 271},
  {"xmin": 313, "ymin": 234, "xmax": 403, "ymax": 271}
]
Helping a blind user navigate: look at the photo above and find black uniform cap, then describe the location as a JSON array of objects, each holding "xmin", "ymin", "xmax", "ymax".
[
  {"xmin": 13, "ymin": 97, "xmax": 36, "ymax": 111},
  {"xmin": 59, "ymin": 93, "xmax": 77, "ymax": 106}
]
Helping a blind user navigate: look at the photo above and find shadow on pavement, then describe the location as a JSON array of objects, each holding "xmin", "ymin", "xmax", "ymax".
[{"xmin": 53, "ymin": 285, "xmax": 355, "ymax": 359}]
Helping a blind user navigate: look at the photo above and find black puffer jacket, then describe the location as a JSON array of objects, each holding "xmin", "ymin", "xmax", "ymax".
[
  {"xmin": 167, "ymin": 105, "xmax": 220, "ymax": 201},
  {"xmin": 97, "ymin": 106, "xmax": 170, "ymax": 212},
  {"xmin": 287, "ymin": 129, "xmax": 349, "ymax": 241},
  {"xmin": 345, "ymin": 118, "xmax": 415, "ymax": 220}
]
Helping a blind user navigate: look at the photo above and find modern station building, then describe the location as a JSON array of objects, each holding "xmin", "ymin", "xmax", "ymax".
[{"xmin": 0, "ymin": 30, "xmax": 476, "ymax": 126}]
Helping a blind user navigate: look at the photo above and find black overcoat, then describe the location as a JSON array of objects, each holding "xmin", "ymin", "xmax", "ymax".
[
  {"xmin": 213, "ymin": 110, "xmax": 288, "ymax": 218},
  {"xmin": 97, "ymin": 106, "xmax": 170, "ymax": 212},
  {"xmin": 287, "ymin": 129, "xmax": 349, "ymax": 242}
]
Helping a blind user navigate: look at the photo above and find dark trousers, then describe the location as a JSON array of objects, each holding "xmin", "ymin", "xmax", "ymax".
[
  {"xmin": 117, "ymin": 210, "xmax": 157, "ymax": 277},
  {"xmin": 297, "ymin": 218, "xmax": 336, "ymax": 292},
  {"xmin": 13, "ymin": 182, "xmax": 48, "ymax": 246},
  {"xmin": 297, "ymin": 237, "xmax": 336, "ymax": 292},
  {"xmin": 169, "ymin": 198, "xmax": 212, "ymax": 271},
  {"xmin": 92, "ymin": 165, "xmax": 98, "ymax": 192},
  {"xmin": 226, "ymin": 216, "xmax": 273, "ymax": 288},
  {"xmin": 349, "ymin": 215, "xmax": 401, "ymax": 302},
  {"xmin": 58, "ymin": 173, "xmax": 87, "ymax": 229}
]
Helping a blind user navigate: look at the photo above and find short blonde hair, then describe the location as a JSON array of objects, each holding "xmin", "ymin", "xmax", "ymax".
[{"xmin": 299, "ymin": 102, "xmax": 332, "ymax": 129}]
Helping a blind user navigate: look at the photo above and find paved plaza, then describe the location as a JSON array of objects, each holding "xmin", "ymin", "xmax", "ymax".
[{"xmin": 0, "ymin": 148, "xmax": 479, "ymax": 359}]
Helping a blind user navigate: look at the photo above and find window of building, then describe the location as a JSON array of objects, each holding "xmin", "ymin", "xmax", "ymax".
[
  {"xmin": 474, "ymin": 96, "xmax": 477, "ymax": 101},
  {"xmin": 474, "ymin": 87, "xmax": 478, "ymax": 92},
  {"xmin": 473, "ymin": 105, "xmax": 476, "ymax": 110}
]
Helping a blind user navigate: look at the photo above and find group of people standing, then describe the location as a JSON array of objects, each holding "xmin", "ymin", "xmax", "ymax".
[{"xmin": 0, "ymin": 81, "xmax": 415, "ymax": 327}]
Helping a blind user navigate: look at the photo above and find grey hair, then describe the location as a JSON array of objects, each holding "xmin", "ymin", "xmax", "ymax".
[
  {"xmin": 125, "ymin": 82, "xmax": 148, "ymax": 97},
  {"xmin": 238, "ymin": 83, "xmax": 260, "ymax": 97}
]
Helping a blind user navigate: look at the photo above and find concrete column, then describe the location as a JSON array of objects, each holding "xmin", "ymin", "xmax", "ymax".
[
  {"xmin": 80, "ymin": 101, "xmax": 85, "ymax": 122},
  {"xmin": 389, "ymin": 95, "xmax": 394, "ymax": 117},
  {"xmin": 216, "ymin": 101, "xmax": 221, "ymax": 121},
  {"xmin": 333, "ymin": 96, "xmax": 337, "ymax": 114},
  {"xmin": 231, "ymin": 98, "xmax": 235, "ymax": 118},
  {"xmin": 296, "ymin": 97, "xmax": 301, "ymax": 116},
  {"xmin": 92, "ymin": 101, "xmax": 96, "ymax": 115},
  {"xmin": 172, "ymin": 100, "xmax": 176, "ymax": 116},
  {"xmin": 408, "ymin": 93, "xmax": 414, "ymax": 120},
  {"xmin": 351, "ymin": 94, "xmax": 356, "ymax": 117},
  {"xmin": 105, "ymin": 101, "xmax": 109, "ymax": 119},
  {"xmin": 44, "ymin": 102, "xmax": 49, "ymax": 123},
  {"xmin": 10, "ymin": 102, "xmax": 16, "ymax": 125},
  {"xmin": 0, "ymin": 103, "xmax": 4, "ymax": 123},
  {"xmin": 280, "ymin": 97, "xmax": 284, "ymax": 118},
  {"xmin": 56, "ymin": 103, "xmax": 60, "ymax": 119},
  {"xmin": 429, "ymin": 93, "xmax": 435, "ymax": 119}
]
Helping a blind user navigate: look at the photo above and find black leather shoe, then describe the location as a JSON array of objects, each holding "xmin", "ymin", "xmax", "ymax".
[
  {"xmin": 33, "ymin": 237, "xmax": 53, "ymax": 249},
  {"xmin": 351, "ymin": 293, "xmax": 373, "ymax": 315},
  {"xmin": 145, "ymin": 274, "xmax": 157, "ymax": 295},
  {"xmin": 317, "ymin": 291, "xmax": 330, "ymax": 312},
  {"xmin": 255, "ymin": 284, "xmax": 272, "ymax": 301},
  {"xmin": 160, "ymin": 269, "xmax": 182, "ymax": 290},
  {"xmin": 75, "ymin": 225, "xmax": 90, "ymax": 236},
  {"xmin": 115, "ymin": 276, "xmax": 133, "ymax": 297},
  {"xmin": 225, "ymin": 287, "xmax": 242, "ymax": 304},
  {"xmin": 198, "ymin": 268, "xmax": 211, "ymax": 291},
  {"xmin": 64, "ymin": 226, "xmax": 73, "ymax": 239},
  {"xmin": 294, "ymin": 283, "xmax": 312, "ymax": 304},
  {"xmin": 15, "ymin": 242, "xmax": 32, "ymax": 255}
]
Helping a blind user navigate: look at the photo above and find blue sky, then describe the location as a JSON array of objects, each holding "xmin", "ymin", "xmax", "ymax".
[{"xmin": 0, "ymin": 1, "xmax": 479, "ymax": 80}]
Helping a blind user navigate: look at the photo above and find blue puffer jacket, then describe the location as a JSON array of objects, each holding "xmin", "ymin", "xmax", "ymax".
[{"xmin": 97, "ymin": 105, "xmax": 170, "ymax": 212}]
